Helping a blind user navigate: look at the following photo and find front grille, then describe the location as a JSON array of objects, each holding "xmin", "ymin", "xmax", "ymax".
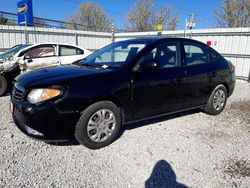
[{"xmin": 12, "ymin": 85, "xmax": 25, "ymax": 104}]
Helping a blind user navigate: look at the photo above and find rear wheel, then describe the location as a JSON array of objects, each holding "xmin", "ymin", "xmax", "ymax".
[
  {"xmin": 0, "ymin": 75, "xmax": 8, "ymax": 96},
  {"xmin": 75, "ymin": 101, "xmax": 121, "ymax": 149},
  {"xmin": 204, "ymin": 84, "xmax": 227, "ymax": 115}
]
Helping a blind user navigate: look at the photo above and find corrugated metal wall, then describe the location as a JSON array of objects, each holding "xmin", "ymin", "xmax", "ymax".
[
  {"xmin": 0, "ymin": 25, "xmax": 249, "ymax": 80},
  {"xmin": 0, "ymin": 25, "xmax": 111, "ymax": 52}
]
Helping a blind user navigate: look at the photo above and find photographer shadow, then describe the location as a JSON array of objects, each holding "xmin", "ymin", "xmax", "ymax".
[{"xmin": 145, "ymin": 160, "xmax": 188, "ymax": 188}]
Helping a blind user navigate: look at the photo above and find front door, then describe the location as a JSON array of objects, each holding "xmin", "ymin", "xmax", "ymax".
[
  {"xmin": 131, "ymin": 41, "xmax": 186, "ymax": 120},
  {"xmin": 23, "ymin": 44, "xmax": 59, "ymax": 71}
]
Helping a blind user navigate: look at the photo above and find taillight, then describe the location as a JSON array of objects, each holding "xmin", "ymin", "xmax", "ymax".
[{"xmin": 228, "ymin": 61, "xmax": 235, "ymax": 72}]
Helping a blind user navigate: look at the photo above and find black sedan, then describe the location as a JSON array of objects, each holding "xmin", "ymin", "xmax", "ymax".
[{"xmin": 11, "ymin": 38, "xmax": 235, "ymax": 149}]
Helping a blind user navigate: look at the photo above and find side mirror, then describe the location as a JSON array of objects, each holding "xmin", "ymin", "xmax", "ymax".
[
  {"xmin": 23, "ymin": 55, "xmax": 30, "ymax": 60},
  {"xmin": 23, "ymin": 55, "xmax": 33, "ymax": 63},
  {"xmin": 139, "ymin": 60, "xmax": 159, "ymax": 70}
]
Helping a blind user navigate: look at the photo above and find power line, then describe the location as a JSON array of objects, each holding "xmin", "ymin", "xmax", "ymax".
[
  {"xmin": 0, "ymin": 11, "xmax": 115, "ymax": 32},
  {"xmin": 198, "ymin": 15, "xmax": 215, "ymax": 27}
]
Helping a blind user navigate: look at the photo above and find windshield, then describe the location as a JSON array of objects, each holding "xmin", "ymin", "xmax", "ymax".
[
  {"xmin": 80, "ymin": 40, "xmax": 149, "ymax": 67},
  {"xmin": 0, "ymin": 44, "xmax": 30, "ymax": 61}
]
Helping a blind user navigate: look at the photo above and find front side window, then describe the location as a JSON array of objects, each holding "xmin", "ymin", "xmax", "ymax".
[
  {"xmin": 184, "ymin": 42, "xmax": 208, "ymax": 66},
  {"xmin": 28, "ymin": 45, "xmax": 56, "ymax": 58},
  {"xmin": 142, "ymin": 42, "xmax": 180, "ymax": 68},
  {"xmin": 81, "ymin": 40, "xmax": 149, "ymax": 67},
  {"xmin": 59, "ymin": 45, "xmax": 83, "ymax": 56}
]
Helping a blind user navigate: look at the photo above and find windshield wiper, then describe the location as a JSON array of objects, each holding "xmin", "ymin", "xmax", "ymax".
[
  {"xmin": 81, "ymin": 63, "xmax": 95, "ymax": 67},
  {"xmin": 81, "ymin": 63, "xmax": 102, "ymax": 69},
  {"xmin": 81, "ymin": 63, "xmax": 110, "ymax": 69}
]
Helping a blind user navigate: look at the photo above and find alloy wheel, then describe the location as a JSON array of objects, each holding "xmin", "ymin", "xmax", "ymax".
[
  {"xmin": 87, "ymin": 109, "xmax": 116, "ymax": 142},
  {"xmin": 213, "ymin": 89, "xmax": 226, "ymax": 111}
]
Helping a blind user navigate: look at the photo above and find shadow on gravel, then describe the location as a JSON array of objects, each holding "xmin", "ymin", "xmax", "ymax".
[
  {"xmin": 45, "ymin": 140, "xmax": 80, "ymax": 147},
  {"xmin": 145, "ymin": 160, "xmax": 188, "ymax": 188},
  {"xmin": 120, "ymin": 108, "xmax": 201, "ymax": 136},
  {"xmin": 0, "ymin": 93, "xmax": 10, "ymax": 97},
  {"xmin": 46, "ymin": 109, "xmax": 201, "ymax": 147},
  {"xmin": 4, "ymin": 92, "xmax": 10, "ymax": 97}
]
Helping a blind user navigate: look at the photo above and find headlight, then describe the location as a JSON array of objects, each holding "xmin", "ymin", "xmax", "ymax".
[{"xmin": 27, "ymin": 88, "xmax": 62, "ymax": 104}]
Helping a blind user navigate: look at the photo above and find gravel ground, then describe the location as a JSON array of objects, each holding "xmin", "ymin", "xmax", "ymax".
[{"xmin": 0, "ymin": 82, "xmax": 250, "ymax": 188}]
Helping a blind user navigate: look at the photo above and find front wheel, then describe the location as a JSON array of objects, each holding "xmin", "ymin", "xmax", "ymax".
[
  {"xmin": 204, "ymin": 84, "xmax": 228, "ymax": 115},
  {"xmin": 0, "ymin": 75, "xmax": 8, "ymax": 96},
  {"xmin": 75, "ymin": 101, "xmax": 122, "ymax": 149}
]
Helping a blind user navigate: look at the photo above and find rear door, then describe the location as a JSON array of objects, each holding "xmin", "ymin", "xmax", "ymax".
[
  {"xmin": 131, "ymin": 41, "xmax": 187, "ymax": 120},
  {"xmin": 58, "ymin": 45, "xmax": 85, "ymax": 65},
  {"xmin": 182, "ymin": 41, "xmax": 213, "ymax": 107}
]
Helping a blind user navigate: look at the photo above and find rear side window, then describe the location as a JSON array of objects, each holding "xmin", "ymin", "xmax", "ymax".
[
  {"xmin": 184, "ymin": 42, "xmax": 209, "ymax": 66},
  {"xmin": 77, "ymin": 48, "xmax": 84, "ymax": 55},
  {"xmin": 209, "ymin": 49, "xmax": 220, "ymax": 62},
  {"xmin": 59, "ymin": 45, "xmax": 84, "ymax": 56}
]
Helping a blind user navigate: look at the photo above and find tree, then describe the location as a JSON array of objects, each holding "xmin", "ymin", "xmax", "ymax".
[
  {"xmin": 34, "ymin": 18, "xmax": 47, "ymax": 27},
  {"xmin": 126, "ymin": 0, "xmax": 179, "ymax": 32},
  {"xmin": 66, "ymin": 2, "xmax": 112, "ymax": 32},
  {"xmin": 215, "ymin": 0, "xmax": 250, "ymax": 28},
  {"xmin": 0, "ymin": 14, "xmax": 8, "ymax": 25}
]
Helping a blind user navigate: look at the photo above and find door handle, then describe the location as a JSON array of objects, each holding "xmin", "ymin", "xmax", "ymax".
[
  {"xmin": 208, "ymin": 72, "xmax": 216, "ymax": 77},
  {"xmin": 176, "ymin": 78, "xmax": 183, "ymax": 83}
]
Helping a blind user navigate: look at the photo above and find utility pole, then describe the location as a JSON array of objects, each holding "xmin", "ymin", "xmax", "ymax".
[
  {"xmin": 24, "ymin": 14, "xmax": 28, "ymax": 44},
  {"xmin": 185, "ymin": 13, "xmax": 196, "ymax": 39},
  {"xmin": 184, "ymin": 17, "xmax": 187, "ymax": 38},
  {"xmin": 190, "ymin": 13, "xmax": 195, "ymax": 38},
  {"xmin": 111, "ymin": 24, "xmax": 115, "ymax": 43}
]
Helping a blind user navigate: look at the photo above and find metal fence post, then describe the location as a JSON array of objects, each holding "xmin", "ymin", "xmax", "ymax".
[
  {"xmin": 23, "ymin": 27, "xmax": 28, "ymax": 44},
  {"xmin": 248, "ymin": 68, "xmax": 250, "ymax": 83},
  {"xmin": 75, "ymin": 32, "xmax": 78, "ymax": 46},
  {"xmin": 111, "ymin": 24, "xmax": 115, "ymax": 43}
]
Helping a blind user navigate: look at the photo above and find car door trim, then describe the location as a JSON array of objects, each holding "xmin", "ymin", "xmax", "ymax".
[{"xmin": 124, "ymin": 105, "xmax": 205, "ymax": 125}]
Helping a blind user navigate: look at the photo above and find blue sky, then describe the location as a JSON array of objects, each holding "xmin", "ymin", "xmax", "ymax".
[{"xmin": 0, "ymin": 0, "xmax": 222, "ymax": 30}]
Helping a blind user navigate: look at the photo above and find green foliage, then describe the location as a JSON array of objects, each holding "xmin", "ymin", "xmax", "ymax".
[{"xmin": 0, "ymin": 14, "xmax": 8, "ymax": 25}]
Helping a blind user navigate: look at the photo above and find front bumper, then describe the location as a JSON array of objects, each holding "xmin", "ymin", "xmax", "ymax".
[{"xmin": 12, "ymin": 101, "xmax": 79, "ymax": 142}]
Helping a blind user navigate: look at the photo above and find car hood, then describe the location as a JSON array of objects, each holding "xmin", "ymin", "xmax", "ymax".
[
  {"xmin": 0, "ymin": 59, "xmax": 17, "ymax": 73},
  {"xmin": 16, "ymin": 65, "xmax": 113, "ymax": 88},
  {"xmin": 0, "ymin": 58, "xmax": 8, "ymax": 64}
]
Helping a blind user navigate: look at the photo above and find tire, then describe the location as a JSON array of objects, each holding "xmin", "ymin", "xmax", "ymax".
[
  {"xmin": 75, "ymin": 101, "xmax": 121, "ymax": 149},
  {"xmin": 0, "ymin": 75, "xmax": 8, "ymax": 96},
  {"xmin": 204, "ymin": 84, "xmax": 228, "ymax": 115}
]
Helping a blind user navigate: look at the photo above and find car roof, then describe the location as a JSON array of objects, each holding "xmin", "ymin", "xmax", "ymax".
[
  {"xmin": 27, "ymin": 42, "xmax": 86, "ymax": 49},
  {"xmin": 14, "ymin": 42, "xmax": 90, "ymax": 56}
]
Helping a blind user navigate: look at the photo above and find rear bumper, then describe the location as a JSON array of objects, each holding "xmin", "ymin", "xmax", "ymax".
[
  {"xmin": 228, "ymin": 71, "xmax": 236, "ymax": 97},
  {"xmin": 228, "ymin": 81, "xmax": 235, "ymax": 97},
  {"xmin": 12, "ymin": 101, "xmax": 79, "ymax": 142}
]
